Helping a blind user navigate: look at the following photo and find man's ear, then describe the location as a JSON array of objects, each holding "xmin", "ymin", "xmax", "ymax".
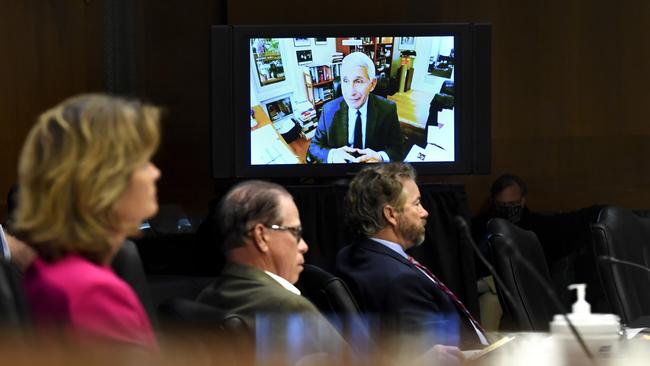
[
  {"xmin": 521, "ymin": 197, "xmax": 527, "ymax": 207},
  {"xmin": 368, "ymin": 77, "xmax": 377, "ymax": 92},
  {"xmin": 383, "ymin": 204, "xmax": 399, "ymax": 227},
  {"xmin": 250, "ymin": 223, "xmax": 270, "ymax": 252}
]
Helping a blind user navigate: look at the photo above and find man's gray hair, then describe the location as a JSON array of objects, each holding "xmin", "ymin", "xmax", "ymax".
[
  {"xmin": 342, "ymin": 52, "xmax": 376, "ymax": 80},
  {"xmin": 218, "ymin": 180, "xmax": 291, "ymax": 252}
]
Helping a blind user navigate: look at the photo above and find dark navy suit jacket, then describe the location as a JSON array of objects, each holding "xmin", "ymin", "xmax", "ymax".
[
  {"xmin": 335, "ymin": 238, "xmax": 483, "ymax": 350},
  {"xmin": 307, "ymin": 94, "xmax": 404, "ymax": 163}
]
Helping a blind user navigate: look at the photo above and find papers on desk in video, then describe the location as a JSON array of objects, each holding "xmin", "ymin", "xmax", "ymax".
[
  {"xmin": 404, "ymin": 126, "xmax": 454, "ymax": 162},
  {"xmin": 251, "ymin": 124, "xmax": 299, "ymax": 165},
  {"xmin": 404, "ymin": 121, "xmax": 454, "ymax": 163},
  {"xmin": 404, "ymin": 142, "xmax": 454, "ymax": 162}
]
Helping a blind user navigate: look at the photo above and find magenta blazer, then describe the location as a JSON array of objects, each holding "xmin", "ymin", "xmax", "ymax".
[{"xmin": 24, "ymin": 254, "xmax": 157, "ymax": 350}]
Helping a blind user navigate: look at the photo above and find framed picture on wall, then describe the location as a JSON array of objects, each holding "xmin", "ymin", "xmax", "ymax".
[
  {"xmin": 315, "ymin": 38, "xmax": 327, "ymax": 45},
  {"xmin": 399, "ymin": 36, "xmax": 415, "ymax": 50},
  {"xmin": 293, "ymin": 38, "xmax": 310, "ymax": 47},
  {"xmin": 296, "ymin": 50, "xmax": 313, "ymax": 65},
  {"xmin": 251, "ymin": 38, "xmax": 286, "ymax": 86}
]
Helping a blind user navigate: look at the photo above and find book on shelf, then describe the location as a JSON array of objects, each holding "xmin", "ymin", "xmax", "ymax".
[{"xmin": 308, "ymin": 64, "xmax": 341, "ymax": 84}]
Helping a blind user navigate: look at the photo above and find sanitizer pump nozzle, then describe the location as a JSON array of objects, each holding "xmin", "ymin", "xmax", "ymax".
[{"xmin": 568, "ymin": 283, "xmax": 591, "ymax": 315}]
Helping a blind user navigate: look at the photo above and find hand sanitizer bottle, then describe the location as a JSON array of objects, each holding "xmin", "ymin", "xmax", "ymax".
[{"xmin": 550, "ymin": 284, "xmax": 621, "ymax": 359}]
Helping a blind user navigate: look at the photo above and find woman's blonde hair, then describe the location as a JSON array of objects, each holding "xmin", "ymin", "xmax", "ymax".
[{"xmin": 13, "ymin": 94, "xmax": 161, "ymax": 264}]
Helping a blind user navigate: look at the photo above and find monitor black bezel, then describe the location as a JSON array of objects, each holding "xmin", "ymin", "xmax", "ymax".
[{"xmin": 230, "ymin": 23, "xmax": 483, "ymax": 178}]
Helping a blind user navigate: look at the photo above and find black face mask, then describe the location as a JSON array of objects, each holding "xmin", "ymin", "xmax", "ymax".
[{"xmin": 494, "ymin": 202, "xmax": 524, "ymax": 223}]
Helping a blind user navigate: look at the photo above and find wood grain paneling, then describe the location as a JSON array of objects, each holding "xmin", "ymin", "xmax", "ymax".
[
  {"xmin": 230, "ymin": 0, "xmax": 650, "ymax": 213},
  {"xmin": 4, "ymin": 0, "xmax": 650, "ymax": 222},
  {"xmin": 0, "ymin": 0, "xmax": 105, "ymax": 222},
  {"xmin": 133, "ymin": 1, "xmax": 225, "ymax": 217}
]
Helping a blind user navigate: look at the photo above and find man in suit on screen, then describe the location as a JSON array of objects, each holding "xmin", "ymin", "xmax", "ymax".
[{"xmin": 308, "ymin": 52, "xmax": 404, "ymax": 164}]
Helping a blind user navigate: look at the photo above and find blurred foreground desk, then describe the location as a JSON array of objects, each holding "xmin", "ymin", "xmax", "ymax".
[{"xmin": 468, "ymin": 331, "xmax": 650, "ymax": 366}]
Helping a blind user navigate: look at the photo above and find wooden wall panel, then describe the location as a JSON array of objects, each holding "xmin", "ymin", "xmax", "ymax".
[
  {"xmin": 230, "ymin": 0, "xmax": 650, "ymax": 213},
  {"xmin": 0, "ymin": 0, "xmax": 105, "ymax": 222},
  {"xmin": 4, "ymin": 0, "xmax": 650, "ymax": 223},
  {"xmin": 133, "ymin": 1, "xmax": 226, "ymax": 217}
]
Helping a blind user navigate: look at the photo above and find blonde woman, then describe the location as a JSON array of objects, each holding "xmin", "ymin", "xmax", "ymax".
[{"xmin": 13, "ymin": 94, "xmax": 161, "ymax": 350}]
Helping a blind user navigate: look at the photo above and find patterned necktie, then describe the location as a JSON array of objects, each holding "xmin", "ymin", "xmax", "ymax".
[
  {"xmin": 353, "ymin": 110, "xmax": 363, "ymax": 149},
  {"xmin": 407, "ymin": 255, "xmax": 489, "ymax": 340}
]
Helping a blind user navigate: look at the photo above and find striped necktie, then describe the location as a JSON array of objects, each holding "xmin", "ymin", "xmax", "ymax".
[{"xmin": 407, "ymin": 255, "xmax": 489, "ymax": 344}]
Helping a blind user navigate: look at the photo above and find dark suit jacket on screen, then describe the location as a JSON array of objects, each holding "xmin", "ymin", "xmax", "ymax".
[
  {"xmin": 335, "ymin": 239, "xmax": 483, "ymax": 350},
  {"xmin": 308, "ymin": 94, "xmax": 404, "ymax": 163},
  {"xmin": 197, "ymin": 262, "xmax": 345, "ymax": 356}
]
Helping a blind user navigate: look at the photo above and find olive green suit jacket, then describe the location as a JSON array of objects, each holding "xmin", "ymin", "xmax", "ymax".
[{"xmin": 197, "ymin": 262, "xmax": 346, "ymax": 356}]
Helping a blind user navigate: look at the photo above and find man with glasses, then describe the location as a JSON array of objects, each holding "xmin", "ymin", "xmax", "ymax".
[{"xmin": 197, "ymin": 180, "xmax": 346, "ymax": 360}]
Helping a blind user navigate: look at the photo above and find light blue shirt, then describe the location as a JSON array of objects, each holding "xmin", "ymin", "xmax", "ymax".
[{"xmin": 369, "ymin": 237, "xmax": 408, "ymax": 259}]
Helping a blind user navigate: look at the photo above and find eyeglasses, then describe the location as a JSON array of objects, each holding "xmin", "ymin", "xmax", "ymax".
[{"xmin": 265, "ymin": 224, "xmax": 303, "ymax": 244}]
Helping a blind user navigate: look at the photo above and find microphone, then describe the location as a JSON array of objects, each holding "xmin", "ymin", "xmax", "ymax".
[
  {"xmin": 496, "ymin": 231, "xmax": 595, "ymax": 363},
  {"xmin": 453, "ymin": 216, "xmax": 519, "ymax": 311},
  {"xmin": 598, "ymin": 255, "xmax": 650, "ymax": 274},
  {"xmin": 456, "ymin": 216, "xmax": 596, "ymax": 363}
]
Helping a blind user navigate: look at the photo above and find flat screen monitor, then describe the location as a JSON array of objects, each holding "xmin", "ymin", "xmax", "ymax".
[{"xmin": 219, "ymin": 23, "xmax": 490, "ymax": 178}]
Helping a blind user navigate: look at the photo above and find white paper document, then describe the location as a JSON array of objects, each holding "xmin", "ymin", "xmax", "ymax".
[{"xmin": 251, "ymin": 124, "xmax": 299, "ymax": 165}]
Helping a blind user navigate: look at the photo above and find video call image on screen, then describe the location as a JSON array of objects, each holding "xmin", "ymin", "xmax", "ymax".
[{"xmin": 249, "ymin": 36, "xmax": 455, "ymax": 165}]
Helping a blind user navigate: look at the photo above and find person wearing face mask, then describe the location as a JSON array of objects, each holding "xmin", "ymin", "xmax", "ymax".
[
  {"xmin": 471, "ymin": 174, "xmax": 529, "ymax": 255},
  {"xmin": 488, "ymin": 174, "xmax": 529, "ymax": 224},
  {"xmin": 471, "ymin": 173, "xmax": 595, "ymax": 272},
  {"xmin": 471, "ymin": 174, "xmax": 603, "ymax": 329},
  {"xmin": 470, "ymin": 174, "xmax": 529, "ymax": 331}
]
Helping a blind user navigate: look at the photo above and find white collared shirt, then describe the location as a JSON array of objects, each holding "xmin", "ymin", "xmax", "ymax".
[
  {"xmin": 325, "ymin": 97, "xmax": 390, "ymax": 163},
  {"xmin": 264, "ymin": 270, "xmax": 301, "ymax": 296}
]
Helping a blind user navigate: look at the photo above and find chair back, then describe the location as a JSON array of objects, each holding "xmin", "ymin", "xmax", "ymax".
[
  {"xmin": 0, "ymin": 259, "xmax": 29, "ymax": 328},
  {"xmin": 296, "ymin": 264, "xmax": 361, "ymax": 315},
  {"xmin": 158, "ymin": 297, "xmax": 247, "ymax": 332},
  {"xmin": 111, "ymin": 240, "xmax": 159, "ymax": 329},
  {"xmin": 487, "ymin": 218, "xmax": 555, "ymax": 331},
  {"xmin": 295, "ymin": 264, "xmax": 370, "ymax": 349},
  {"xmin": 590, "ymin": 206, "xmax": 650, "ymax": 325}
]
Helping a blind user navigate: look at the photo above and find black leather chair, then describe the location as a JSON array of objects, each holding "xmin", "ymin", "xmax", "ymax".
[
  {"xmin": 157, "ymin": 297, "xmax": 247, "ymax": 332},
  {"xmin": 295, "ymin": 264, "xmax": 370, "ymax": 350},
  {"xmin": 111, "ymin": 240, "xmax": 159, "ymax": 329},
  {"xmin": 295, "ymin": 264, "xmax": 361, "ymax": 315},
  {"xmin": 426, "ymin": 80, "xmax": 454, "ymax": 127},
  {"xmin": 589, "ymin": 206, "xmax": 650, "ymax": 326},
  {"xmin": 486, "ymin": 218, "xmax": 556, "ymax": 331},
  {"xmin": 0, "ymin": 259, "xmax": 29, "ymax": 328}
]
